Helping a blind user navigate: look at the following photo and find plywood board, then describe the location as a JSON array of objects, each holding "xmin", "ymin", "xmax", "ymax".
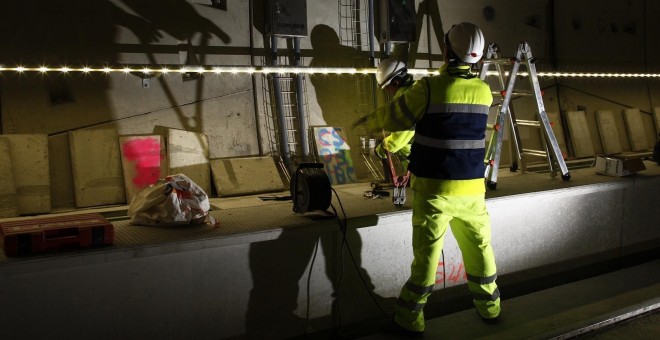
[
  {"xmin": 566, "ymin": 111, "xmax": 595, "ymax": 158},
  {"xmin": 2, "ymin": 134, "xmax": 51, "ymax": 214},
  {"xmin": 622, "ymin": 108, "xmax": 649, "ymax": 151},
  {"xmin": 210, "ymin": 156, "xmax": 285, "ymax": 197},
  {"xmin": 0, "ymin": 138, "xmax": 18, "ymax": 218},
  {"xmin": 546, "ymin": 111, "xmax": 567, "ymax": 156},
  {"xmin": 48, "ymin": 134, "xmax": 75, "ymax": 210},
  {"xmin": 69, "ymin": 129, "xmax": 126, "ymax": 208},
  {"xmin": 595, "ymin": 110, "xmax": 623, "ymax": 154},
  {"xmin": 167, "ymin": 128, "xmax": 211, "ymax": 196},
  {"xmin": 119, "ymin": 135, "xmax": 168, "ymax": 204},
  {"xmin": 312, "ymin": 126, "xmax": 357, "ymax": 185}
]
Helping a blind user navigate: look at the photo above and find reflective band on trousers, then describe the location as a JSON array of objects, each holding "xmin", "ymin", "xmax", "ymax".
[
  {"xmin": 405, "ymin": 280, "xmax": 434, "ymax": 295},
  {"xmin": 467, "ymin": 273, "xmax": 497, "ymax": 285},
  {"xmin": 473, "ymin": 287, "xmax": 501, "ymax": 301},
  {"xmin": 414, "ymin": 134, "xmax": 485, "ymax": 149},
  {"xmin": 427, "ymin": 103, "xmax": 490, "ymax": 115},
  {"xmin": 397, "ymin": 297, "xmax": 425, "ymax": 312}
]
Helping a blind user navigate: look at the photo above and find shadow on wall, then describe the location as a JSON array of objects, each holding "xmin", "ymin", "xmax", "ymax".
[
  {"xmin": 0, "ymin": 0, "xmax": 231, "ymax": 134},
  {"xmin": 308, "ymin": 24, "xmax": 375, "ymax": 182},
  {"xmin": 245, "ymin": 215, "xmax": 391, "ymax": 338}
]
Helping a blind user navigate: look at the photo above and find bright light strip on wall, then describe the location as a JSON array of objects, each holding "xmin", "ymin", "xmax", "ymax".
[{"xmin": 0, "ymin": 65, "xmax": 658, "ymax": 79}]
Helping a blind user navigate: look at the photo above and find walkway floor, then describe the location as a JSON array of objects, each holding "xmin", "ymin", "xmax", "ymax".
[{"xmin": 361, "ymin": 258, "xmax": 660, "ymax": 339}]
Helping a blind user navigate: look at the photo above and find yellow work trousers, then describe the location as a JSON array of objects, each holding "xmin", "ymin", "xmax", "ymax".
[{"xmin": 394, "ymin": 191, "xmax": 500, "ymax": 332}]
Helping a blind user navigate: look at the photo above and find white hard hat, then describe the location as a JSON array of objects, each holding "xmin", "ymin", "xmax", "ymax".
[
  {"xmin": 445, "ymin": 22, "xmax": 485, "ymax": 64},
  {"xmin": 376, "ymin": 59, "xmax": 407, "ymax": 89}
]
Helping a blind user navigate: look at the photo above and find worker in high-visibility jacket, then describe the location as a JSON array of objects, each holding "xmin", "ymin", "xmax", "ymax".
[
  {"xmin": 373, "ymin": 58, "xmax": 415, "ymax": 170},
  {"xmin": 358, "ymin": 22, "xmax": 500, "ymax": 336}
]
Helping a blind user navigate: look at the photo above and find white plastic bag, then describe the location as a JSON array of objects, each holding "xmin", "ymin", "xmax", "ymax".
[{"xmin": 128, "ymin": 174, "xmax": 217, "ymax": 227}]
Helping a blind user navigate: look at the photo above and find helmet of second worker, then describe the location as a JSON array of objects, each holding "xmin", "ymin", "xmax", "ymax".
[
  {"xmin": 444, "ymin": 22, "xmax": 485, "ymax": 64},
  {"xmin": 376, "ymin": 59, "xmax": 408, "ymax": 89}
]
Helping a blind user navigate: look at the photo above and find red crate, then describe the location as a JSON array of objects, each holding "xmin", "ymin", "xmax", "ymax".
[{"xmin": 1, "ymin": 213, "xmax": 114, "ymax": 256}]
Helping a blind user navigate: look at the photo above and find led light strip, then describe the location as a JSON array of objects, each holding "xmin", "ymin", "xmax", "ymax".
[{"xmin": 0, "ymin": 65, "xmax": 658, "ymax": 78}]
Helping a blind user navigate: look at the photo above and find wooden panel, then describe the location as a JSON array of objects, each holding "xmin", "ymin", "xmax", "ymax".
[
  {"xmin": 210, "ymin": 156, "xmax": 284, "ymax": 197},
  {"xmin": 0, "ymin": 138, "xmax": 18, "ymax": 218},
  {"xmin": 119, "ymin": 135, "xmax": 168, "ymax": 204},
  {"xmin": 622, "ymin": 108, "xmax": 649, "ymax": 151},
  {"xmin": 2, "ymin": 134, "xmax": 50, "ymax": 214},
  {"xmin": 546, "ymin": 111, "xmax": 567, "ymax": 156},
  {"xmin": 566, "ymin": 111, "xmax": 595, "ymax": 158},
  {"xmin": 69, "ymin": 129, "xmax": 126, "ymax": 208},
  {"xmin": 167, "ymin": 128, "xmax": 211, "ymax": 196},
  {"xmin": 311, "ymin": 126, "xmax": 357, "ymax": 185},
  {"xmin": 595, "ymin": 110, "xmax": 623, "ymax": 154}
]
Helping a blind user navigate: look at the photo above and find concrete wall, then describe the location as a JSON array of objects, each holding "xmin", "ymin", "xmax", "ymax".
[{"xmin": 1, "ymin": 0, "xmax": 658, "ymax": 191}]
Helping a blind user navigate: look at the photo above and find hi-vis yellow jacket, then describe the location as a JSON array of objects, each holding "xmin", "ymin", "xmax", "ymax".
[
  {"xmin": 366, "ymin": 64, "xmax": 493, "ymax": 196},
  {"xmin": 379, "ymin": 86, "xmax": 415, "ymax": 157}
]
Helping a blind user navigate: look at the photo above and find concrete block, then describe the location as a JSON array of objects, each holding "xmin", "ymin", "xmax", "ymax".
[
  {"xmin": 654, "ymin": 107, "xmax": 660, "ymax": 137},
  {"xmin": 48, "ymin": 134, "xmax": 76, "ymax": 210},
  {"xmin": 595, "ymin": 110, "xmax": 623, "ymax": 154},
  {"xmin": 119, "ymin": 135, "xmax": 168, "ymax": 204},
  {"xmin": 0, "ymin": 138, "xmax": 18, "ymax": 218},
  {"xmin": 623, "ymin": 109, "xmax": 649, "ymax": 151},
  {"xmin": 166, "ymin": 128, "xmax": 211, "ymax": 196},
  {"xmin": 621, "ymin": 176, "xmax": 660, "ymax": 253},
  {"xmin": 1, "ymin": 134, "xmax": 50, "ymax": 215},
  {"xmin": 566, "ymin": 111, "xmax": 595, "ymax": 158},
  {"xmin": 210, "ymin": 156, "xmax": 284, "ymax": 197},
  {"xmin": 547, "ymin": 111, "xmax": 568, "ymax": 156},
  {"xmin": 69, "ymin": 129, "xmax": 126, "ymax": 208}
]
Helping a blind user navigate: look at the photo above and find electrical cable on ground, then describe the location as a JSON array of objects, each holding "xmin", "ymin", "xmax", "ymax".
[{"xmin": 296, "ymin": 166, "xmax": 389, "ymax": 337}]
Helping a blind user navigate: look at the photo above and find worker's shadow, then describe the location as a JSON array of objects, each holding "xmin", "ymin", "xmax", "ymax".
[{"xmin": 245, "ymin": 214, "xmax": 390, "ymax": 338}]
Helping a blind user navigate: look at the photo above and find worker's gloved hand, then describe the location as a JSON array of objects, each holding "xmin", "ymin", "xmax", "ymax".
[{"xmin": 374, "ymin": 143, "xmax": 388, "ymax": 159}]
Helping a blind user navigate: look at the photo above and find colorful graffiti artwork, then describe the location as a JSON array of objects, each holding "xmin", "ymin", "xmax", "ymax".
[
  {"xmin": 312, "ymin": 127, "xmax": 357, "ymax": 185},
  {"xmin": 119, "ymin": 135, "xmax": 167, "ymax": 202}
]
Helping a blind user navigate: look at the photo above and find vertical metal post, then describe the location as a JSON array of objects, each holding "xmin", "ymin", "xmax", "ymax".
[
  {"xmin": 293, "ymin": 37, "xmax": 310, "ymax": 161},
  {"xmin": 367, "ymin": 0, "xmax": 378, "ymax": 109},
  {"xmin": 271, "ymin": 36, "xmax": 294, "ymax": 174}
]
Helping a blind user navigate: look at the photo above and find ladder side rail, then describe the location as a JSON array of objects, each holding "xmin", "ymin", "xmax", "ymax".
[
  {"xmin": 486, "ymin": 48, "xmax": 524, "ymax": 189},
  {"xmin": 480, "ymin": 43, "xmax": 498, "ymax": 176},
  {"xmin": 479, "ymin": 43, "xmax": 499, "ymax": 81},
  {"xmin": 521, "ymin": 43, "xmax": 570, "ymax": 177},
  {"xmin": 491, "ymin": 61, "xmax": 525, "ymax": 173},
  {"xmin": 506, "ymin": 93, "xmax": 525, "ymax": 172}
]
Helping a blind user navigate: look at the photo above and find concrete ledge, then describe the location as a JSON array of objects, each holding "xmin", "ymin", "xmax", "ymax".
[{"xmin": 0, "ymin": 163, "xmax": 659, "ymax": 339}]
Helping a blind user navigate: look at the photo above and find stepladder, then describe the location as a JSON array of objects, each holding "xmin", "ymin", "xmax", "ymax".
[{"xmin": 479, "ymin": 42, "xmax": 571, "ymax": 189}]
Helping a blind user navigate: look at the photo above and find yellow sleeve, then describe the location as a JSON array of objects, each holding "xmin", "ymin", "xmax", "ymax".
[
  {"xmin": 366, "ymin": 78, "xmax": 429, "ymax": 133},
  {"xmin": 382, "ymin": 130, "xmax": 415, "ymax": 153}
]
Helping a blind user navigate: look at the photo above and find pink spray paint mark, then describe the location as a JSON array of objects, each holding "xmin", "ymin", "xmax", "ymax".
[{"xmin": 122, "ymin": 137, "xmax": 164, "ymax": 188}]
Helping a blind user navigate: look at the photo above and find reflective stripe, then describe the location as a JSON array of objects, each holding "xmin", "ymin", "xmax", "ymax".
[
  {"xmin": 397, "ymin": 297, "xmax": 425, "ymax": 312},
  {"xmin": 473, "ymin": 287, "xmax": 500, "ymax": 301},
  {"xmin": 414, "ymin": 134, "xmax": 485, "ymax": 149},
  {"xmin": 427, "ymin": 103, "xmax": 490, "ymax": 115},
  {"xmin": 398, "ymin": 95, "xmax": 417, "ymax": 124},
  {"xmin": 467, "ymin": 273, "xmax": 498, "ymax": 285},
  {"xmin": 405, "ymin": 280, "xmax": 434, "ymax": 295}
]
